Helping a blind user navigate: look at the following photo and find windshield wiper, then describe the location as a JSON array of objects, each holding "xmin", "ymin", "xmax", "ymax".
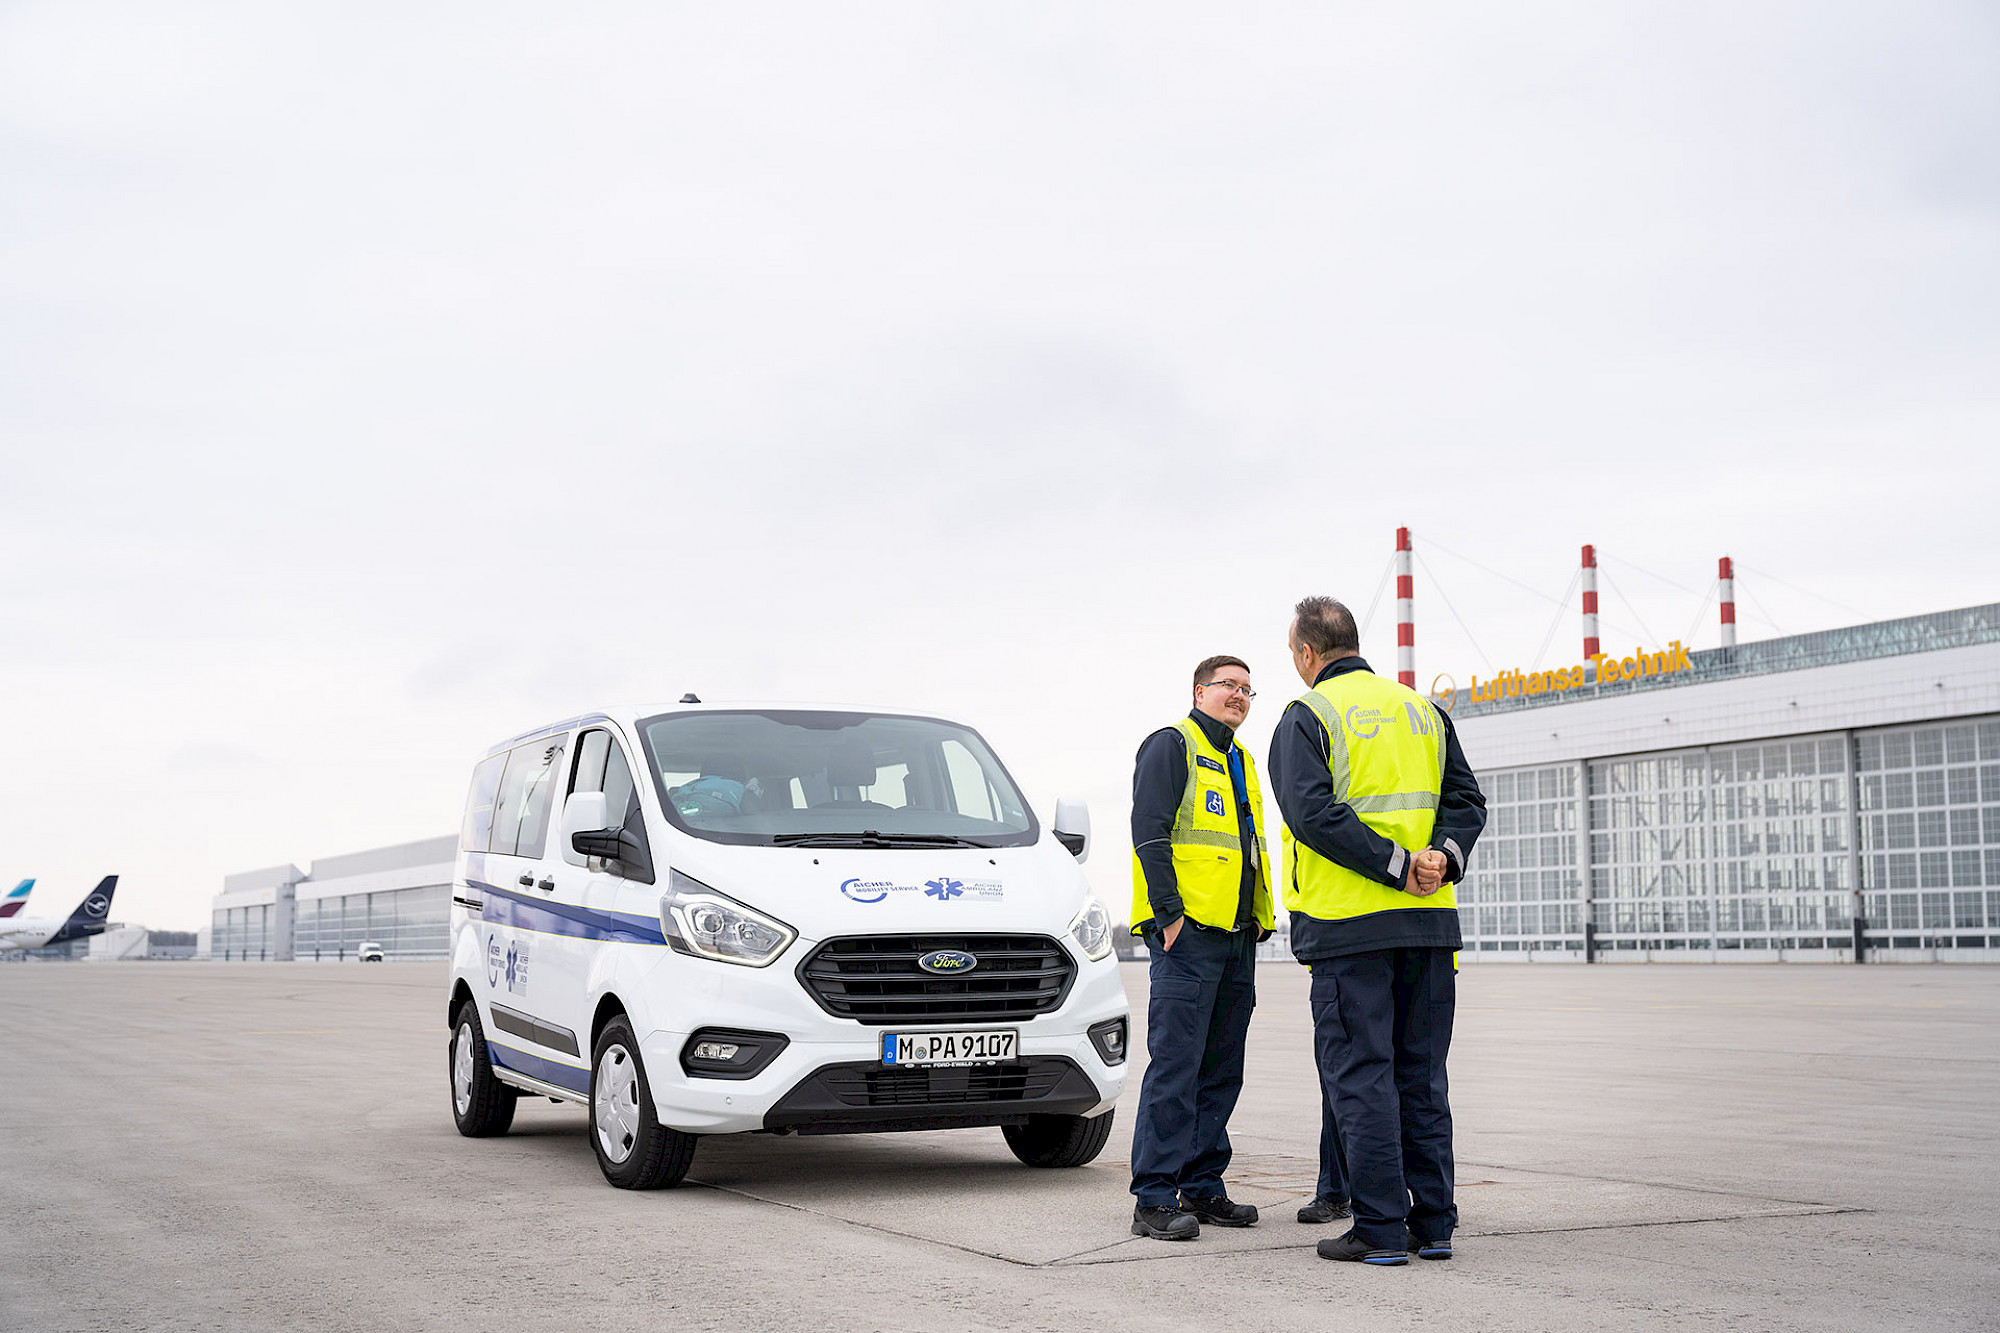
[{"xmin": 770, "ymin": 830, "xmax": 988, "ymax": 848}]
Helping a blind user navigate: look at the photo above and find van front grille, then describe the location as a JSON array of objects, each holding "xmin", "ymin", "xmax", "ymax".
[
  {"xmin": 817, "ymin": 1059, "xmax": 1072, "ymax": 1107},
  {"xmin": 797, "ymin": 934, "xmax": 1075, "ymax": 1024}
]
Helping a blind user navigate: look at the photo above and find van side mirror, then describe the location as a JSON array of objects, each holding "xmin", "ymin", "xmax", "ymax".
[
  {"xmin": 1054, "ymin": 797, "xmax": 1090, "ymax": 862},
  {"xmin": 562, "ymin": 792, "xmax": 609, "ymax": 854},
  {"xmin": 561, "ymin": 790, "xmax": 656, "ymax": 884}
]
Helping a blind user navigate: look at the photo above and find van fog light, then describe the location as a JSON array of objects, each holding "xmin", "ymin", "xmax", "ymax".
[
  {"xmin": 681, "ymin": 1028, "xmax": 789, "ymax": 1080},
  {"xmin": 1088, "ymin": 1017, "xmax": 1128, "ymax": 1066}
]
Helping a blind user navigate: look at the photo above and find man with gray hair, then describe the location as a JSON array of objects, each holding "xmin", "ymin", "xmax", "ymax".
[{"xmin": 1269, "ymin": 595, "xmax": 1487, "ymax": 1265}]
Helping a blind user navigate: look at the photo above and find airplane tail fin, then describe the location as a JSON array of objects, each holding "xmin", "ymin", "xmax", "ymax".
[
  {"xmin": 50, "ymin": 876, "xmax": 118, "ymax": 943},
  {"xmin": 0, "ymin": 879, "xmax": 31, "ymax": 919}
]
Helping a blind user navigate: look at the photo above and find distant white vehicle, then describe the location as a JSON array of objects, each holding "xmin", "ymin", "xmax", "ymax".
[
  {"xmin": 0, "ymin": 877, "xmax": 118, "ymax": 954},
  {"xmin": 445, "ymin": 701, "xmax": 1128, "ymax": 1190},
  {"xmin": 357, "ymin": 942, "xmax": 385, "ymax": 963}
]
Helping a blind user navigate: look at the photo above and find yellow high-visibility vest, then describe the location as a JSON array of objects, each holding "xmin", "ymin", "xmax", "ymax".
[
  {"xmin": 1282, "ymin": 669, "xmax": 1456, "ymax": 922},
  {"xmin": 1130, "ymin": 718, "xmax": 1274, "ymax": 933}
]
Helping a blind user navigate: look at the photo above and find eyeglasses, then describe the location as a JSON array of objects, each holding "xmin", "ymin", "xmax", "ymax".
[{"xmin": 1199, "ymin": 681, "xmax": 1255, "ymax": 699}]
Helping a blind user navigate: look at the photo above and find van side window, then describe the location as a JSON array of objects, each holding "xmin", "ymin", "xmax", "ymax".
[
  {"xmin": 492, "ymin": 737, "xmax": 568, "ymax": 858},
  {"xmin": 459, "ymin": 752, "xmax": 508, "ymax": 853},
  {"xmin": 571, "ymin": 729, "xmax": 638, "ymax": 828},
  {"xmin": 570, "ymin": 728, "xmax": 651, "ymax": 877}
]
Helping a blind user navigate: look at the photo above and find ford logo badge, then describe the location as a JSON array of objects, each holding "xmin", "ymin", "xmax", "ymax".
[{"xmin": 917, "ymin": 949, "xmax": 977, "ymax": 975}]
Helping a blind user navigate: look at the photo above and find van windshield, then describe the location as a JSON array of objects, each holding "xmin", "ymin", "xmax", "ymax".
[{"xmin": 637, "ymin": 710, "xmax": 1039, "ymax": 848}]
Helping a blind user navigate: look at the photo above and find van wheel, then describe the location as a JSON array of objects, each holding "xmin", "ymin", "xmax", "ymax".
[
  {"xmin": 1002, "ymin": 1109, "xmax": 1115, "ymax": 1168},
  {"xmin": 450, "ymin": 1001, "xmax": 517, "ymax": 1137},
  {"xmin": 590, "ymin": 1017, "xmax": 697, "ymax": 1189}
]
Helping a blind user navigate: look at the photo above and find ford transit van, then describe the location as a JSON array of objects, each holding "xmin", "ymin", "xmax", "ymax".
[{"xmin": 445, "ymin": 702, "xmax": 1129, "ymax": 1189}]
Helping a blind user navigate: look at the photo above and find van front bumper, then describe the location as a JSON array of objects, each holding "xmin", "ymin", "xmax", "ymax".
[
  {"xmin": 635, "ymin": 946, "xmax": 1129, "ymax": 1135},
  {"xmin": 760, "ymin": 1054, "xmax": 1105, "ymax": 1134}
]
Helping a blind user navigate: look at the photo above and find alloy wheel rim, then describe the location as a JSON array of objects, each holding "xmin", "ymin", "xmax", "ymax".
[
  {"xmin": 594, "ymin": 1045, "xmax": 639, "ymax": 1164},
  {"xmin": 452, "ymin": 1021, "xmax": 475, "ymax": 1115}
]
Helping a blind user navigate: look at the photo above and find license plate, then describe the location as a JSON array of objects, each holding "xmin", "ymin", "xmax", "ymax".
[{"xmin": 882, "ymin": 1029, "xmax": 1017, "ymax": 1066}]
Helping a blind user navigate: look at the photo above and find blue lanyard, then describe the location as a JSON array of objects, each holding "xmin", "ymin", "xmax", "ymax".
[
  {"xmin": 1226, "ymin": 745, "xmax": 1254, "ymax": 836},
  {"xmin": 1225, "ymin": 744, "xmax": 1261, "ymax": 872}
]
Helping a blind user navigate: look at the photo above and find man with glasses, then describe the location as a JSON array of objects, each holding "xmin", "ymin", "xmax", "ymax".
[{"xmin": 1127, "ymin": 655, "xmax": 1276, "ymax": 1241}]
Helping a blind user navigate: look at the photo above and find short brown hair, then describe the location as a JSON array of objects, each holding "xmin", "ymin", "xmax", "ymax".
[
  {"xmin": 1193, "ymin": 655, "xmax": 1250, "ymax": 691},
  {"xmin": 1292, "ymin": 596, "xmax": 1359, "ymax": 657}
]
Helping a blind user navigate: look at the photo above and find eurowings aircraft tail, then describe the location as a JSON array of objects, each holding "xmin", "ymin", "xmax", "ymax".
[
  {"xmin": 49, "ymin": 876, "xmax": 118, "ymax": 945},
  {"xmin": 0, "ymin": 880, "xmax": 31, "ymax": 918}
]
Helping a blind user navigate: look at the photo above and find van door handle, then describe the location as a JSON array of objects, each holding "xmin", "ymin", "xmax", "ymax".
[
  {"xmin": 518, "ymin": 874, "xmax": 535, "ymax": 887},
  {"xmin": 537, "ymin": 878, "xmax": 555, "ymax": 891}
]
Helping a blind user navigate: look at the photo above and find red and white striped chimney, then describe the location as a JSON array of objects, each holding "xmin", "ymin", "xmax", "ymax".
[
  {"xmin": 1581, "ymin": 544, "xmax": 1600, "ymax": 661},
  {"xmin": 1718, "ymin": 555, "xmax": 1737, "ymax": 647},
  {"xmin": 1395, "ymin": 527, "xmax": 1415, "ymax": 688}
]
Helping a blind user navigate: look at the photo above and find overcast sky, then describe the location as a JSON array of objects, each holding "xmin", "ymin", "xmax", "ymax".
[{"xmin": 3, "ymin": 2, "xmax": 1995, "ymax": 930}]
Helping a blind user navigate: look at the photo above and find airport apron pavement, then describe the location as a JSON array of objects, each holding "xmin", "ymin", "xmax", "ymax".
[{"xmin": 0, "ymin": 961, "xmax": 1995, "ymax": 1332}]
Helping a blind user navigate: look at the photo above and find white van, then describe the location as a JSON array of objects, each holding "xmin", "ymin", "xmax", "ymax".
[{"xmin": 445, "ymin": 701, "xmax": 1129, "ymax": 1189}]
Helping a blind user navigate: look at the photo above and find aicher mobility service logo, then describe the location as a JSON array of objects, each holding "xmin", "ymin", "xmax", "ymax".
[
  {"xmin": 485, "ymin": 933, "xmax": 503, "ymax": 986},
  {"xmin": 840, "ymin": 878, "xmax": 891, "ymax": 903}
]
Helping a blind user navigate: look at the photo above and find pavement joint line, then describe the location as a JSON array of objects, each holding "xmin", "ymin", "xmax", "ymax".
[
  {"xmin": 1453, "ymin": 1160, "xmax": 1850, "ymax": 1211},
  {"xmin": 1046, "ymin": 1207, "xmax": 1872, "ymax": 1266},
  {"xmin": 683, "ymin": 1178, "xmax": 1047, "ymax": 1268},
  {"xmin": 1456, "ymin": 1040, "xmax": 2000, "ymax": 1065},
  {"xmin": 680, "ymin": 1178, "xmax": 1858, "ymax": 1271}
]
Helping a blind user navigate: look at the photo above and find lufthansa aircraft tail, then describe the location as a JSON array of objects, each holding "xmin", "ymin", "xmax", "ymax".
[
  {"xmin": 0, "ymin": 880, "xmax": 31, "ymax": 918},
  {"xmin": 49, "ymin": 876, "xmax": 118, "ymax": 945}
]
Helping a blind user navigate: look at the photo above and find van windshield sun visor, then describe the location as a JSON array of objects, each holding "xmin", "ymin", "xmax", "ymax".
[{"xmin": 637, "ymin": 710, "xmax": 1040, "ymax": 849}]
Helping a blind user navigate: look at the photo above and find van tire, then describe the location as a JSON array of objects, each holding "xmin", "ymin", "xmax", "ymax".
[
  {"xmin": 1002, "ymin": 1109, "xmax": 1115, "ymax": 1168},
  {"xmin": 590, "ymin": 1017, "xmax": 697, "ymax": 1189},
  {"xmin": 449, "ymin": 1001, "xmax": 518, "ymax": 1137}
]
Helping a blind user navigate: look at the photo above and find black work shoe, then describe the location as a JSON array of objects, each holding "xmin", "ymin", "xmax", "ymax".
[
  {"xmin": 1296, "ymin": 1194, "xmax": 1352, "ymax": 1224},
  {"xmin": 1317, "ymin": 1229, "xmax": 1409, "ymax": 1265},
  {"xmin": 1411, "ymin": 1235, "xmax": 1453, "ymax": 1260},
  {"xmin": 1131, "ymin": 1205, "xmax": 1199, "ymax": 1241},
  {"xmin": 1180, "ymin": 1193, "xmax": 1258, "ymax": 1227}
]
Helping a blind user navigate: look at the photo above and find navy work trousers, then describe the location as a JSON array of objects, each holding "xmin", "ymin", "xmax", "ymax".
[
  {"xmin": 1309, "ymin": 947, "xmax": 1456, "ymax": 1248},
  {"xmin": 1129, "ymin": 924, "xmax": 1257, "ymax": 1208},
  {"xmin": 1316, "ymin": 1050, "xmax": 1350, "ymax": 1203}
]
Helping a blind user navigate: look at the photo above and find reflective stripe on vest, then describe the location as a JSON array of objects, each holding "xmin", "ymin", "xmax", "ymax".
[
  {"xmin": 1130, "ymin": 718, "xmax": 1276, "ymax": 933},
  {"xmin": 1281, "ymin": 671, "xmax": 1457, "ymax": 923}
]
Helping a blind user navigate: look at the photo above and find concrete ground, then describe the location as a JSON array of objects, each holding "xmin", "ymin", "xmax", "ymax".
[{"xmin": 1, "ymin": 961, "xmax": 1994, "ymax": 1333}]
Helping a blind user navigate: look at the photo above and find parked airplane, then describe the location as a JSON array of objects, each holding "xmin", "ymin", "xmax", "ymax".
[
  {"xmin": 0, "ymin": 881, "xmax": 31, "ymax": 919},
  {"xmin": 0, "ymin": 877, "xmax": 118, "ymax": 954}
]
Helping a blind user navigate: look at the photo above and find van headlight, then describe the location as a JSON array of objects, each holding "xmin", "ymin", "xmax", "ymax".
[
  {"xmin": 661, "ymin": 870, "xmax": 797, "ymax": 968},
  {"xmin": 1068, "ymin": 895, "xmax": 1113, "ymax": 962}
]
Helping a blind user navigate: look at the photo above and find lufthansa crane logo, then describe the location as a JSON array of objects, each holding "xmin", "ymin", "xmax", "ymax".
[
  {"xmin": 84, "ymin": 896, "xmax": 110, "ymax": 916},
  {"xmin": 917, "ymin": 949, "xmax": 978, "ymax": 975}
]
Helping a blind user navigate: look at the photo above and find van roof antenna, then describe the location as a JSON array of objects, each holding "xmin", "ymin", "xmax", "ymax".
[{"xmin": 679, "ymin": 693, "xmax": 701, "ymax": 704}]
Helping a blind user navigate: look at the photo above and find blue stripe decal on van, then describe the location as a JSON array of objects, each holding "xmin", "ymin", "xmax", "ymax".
[
  {"xmin": 489, "ymin": 1040, "xmax": 591, "ymax": 1093},
  {"xmin": 467, "ymin": 880, "xmax": 668, "ymax": 946}
]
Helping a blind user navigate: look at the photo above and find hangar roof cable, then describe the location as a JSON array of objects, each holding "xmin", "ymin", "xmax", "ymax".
[{"xmin": 1413, "ymin": 545, "xmax": 1495, "ymax": 675}]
